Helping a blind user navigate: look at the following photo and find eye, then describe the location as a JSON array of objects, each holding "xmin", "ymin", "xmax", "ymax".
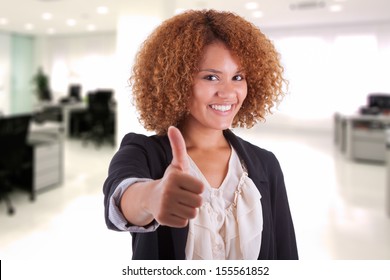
[
  {"xmin": 203, "ymin": 74, "xmax": 218, "ymax": 81},
  {"xmin": 233, "ymin": 74, "xmax": 245, "ymax": 81}
]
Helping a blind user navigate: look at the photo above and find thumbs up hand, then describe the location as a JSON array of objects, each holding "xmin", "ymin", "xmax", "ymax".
[
  {"xmin": 168, "ymin": 126, "xmax": 190, "ymax": 173},
  {"xmin": 148, "ymin": 126, "xmax": 204, "ymax": 228}
]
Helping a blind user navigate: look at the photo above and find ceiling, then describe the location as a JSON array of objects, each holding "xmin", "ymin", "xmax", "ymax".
[{"xmin": 0, "ymin": 0, "xmax": 390, "ymax": 36}]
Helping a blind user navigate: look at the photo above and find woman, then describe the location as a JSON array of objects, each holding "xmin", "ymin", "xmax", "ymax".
[{"xmin": 103, "ymin": 9, "xmax": 298, "ymax": 260}]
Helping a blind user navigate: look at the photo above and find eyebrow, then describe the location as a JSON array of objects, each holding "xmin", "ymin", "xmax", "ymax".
[{"xmin": 198, "ymin": 68, "xmax": 245, "ymax": 74}]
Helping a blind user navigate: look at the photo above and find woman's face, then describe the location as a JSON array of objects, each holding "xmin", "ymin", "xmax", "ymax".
[{"xmin": 186, "ymin": 41, "xmax": 247, "ymax": 132}]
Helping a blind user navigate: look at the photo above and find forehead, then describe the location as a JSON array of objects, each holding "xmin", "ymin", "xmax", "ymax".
[{"xmin": 198, "ymin": 41, "xmax": 241, "ymax": 69}]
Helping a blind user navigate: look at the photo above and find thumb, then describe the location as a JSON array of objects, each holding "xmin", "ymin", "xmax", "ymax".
[{"xmin": 168, "ymin": 126, "xmax": 189, "ymax": 172}]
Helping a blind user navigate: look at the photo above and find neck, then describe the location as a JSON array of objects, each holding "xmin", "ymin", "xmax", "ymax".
[{"xmin": 179, "ymin": 124, "xmax": 229, "ymax": 151}]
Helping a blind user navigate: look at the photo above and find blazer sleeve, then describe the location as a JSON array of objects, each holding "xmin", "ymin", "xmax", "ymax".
[{"xmin": 102, "ymin": 133, "xmax": 161, "ymax": 231}]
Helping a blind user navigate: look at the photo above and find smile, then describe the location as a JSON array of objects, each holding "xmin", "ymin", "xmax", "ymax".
[{"xmin": 210, "ymin": 104, "xmax": 232, "ymax": 112}]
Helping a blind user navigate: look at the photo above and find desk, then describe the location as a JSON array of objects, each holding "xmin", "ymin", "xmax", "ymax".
[
  {"xmin": 387, "ymin": 142, "xmax": 390, "ymax": 218},
  {"xmin": 27, "ymin": 122, "xmax": 64, "ymax": 200},
  {"xmin": 388, "ymin": 157, "xmax": 390, "ymax": 218},
  {"xmin": 62, "ymin": 102, "xmax": 86, "ymax": 138},
  {"xmin": 335, "ymin": 113, "xmax": 390, "ymax": 162},
  {"xmin": 39, "ymin": 102, "xmax": 87, "ymax": 138},
  {"xmin": 336, "ymin": 113, "xmax": 390, "ymax": 218},
  {"xmin": 40, "ymin": 100, "xmax": 116, "ymax": 141}
]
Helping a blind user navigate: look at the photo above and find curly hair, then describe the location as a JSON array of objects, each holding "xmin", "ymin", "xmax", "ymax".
[{"xmin": 130, "ymin": 9, "xmax": 286, "ymax": 135}]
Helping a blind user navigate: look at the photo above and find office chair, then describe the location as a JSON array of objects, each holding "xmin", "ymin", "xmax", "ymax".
[
  {"xmin": 0, "ymin": 114, "xmax": 32, "ymax": 215},
  {"xmin": 82, "ymin": 90, "xmax": 115, "ymax": 147}
]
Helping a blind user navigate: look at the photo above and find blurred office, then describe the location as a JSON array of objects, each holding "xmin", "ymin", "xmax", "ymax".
[{"xmin": 1, "ymin": 0, "xmax": 390, "ymax": 260}]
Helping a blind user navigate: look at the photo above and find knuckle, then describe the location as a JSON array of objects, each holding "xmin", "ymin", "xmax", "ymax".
[
  {"xmin": 188, "ymin": 208, "xmax": 197, "ymax": 219},
  {"xmin": 179, "ymin": 219, "xmax": 189, "ymax": 228},
  {"xmin": 194, "ymin": 195, "xmax": 202, "ymax": 207},
  {"xmin": 154, "ymin": 211, "xmax": 165, "ymax": 222}
]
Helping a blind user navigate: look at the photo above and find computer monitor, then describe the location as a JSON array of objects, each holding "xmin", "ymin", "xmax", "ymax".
[
  {"xmin": 68, "ymin": 84, "xmax": 82, "ymax": 102},
  {"xmin": 368, "ymin": 93, "xmax": 390, "ymax": 109}
]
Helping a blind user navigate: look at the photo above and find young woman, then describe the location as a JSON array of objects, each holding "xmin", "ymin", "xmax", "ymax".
[{"xmin": 103, "ymin": 9, "xmax": 298, "ymax": 260}]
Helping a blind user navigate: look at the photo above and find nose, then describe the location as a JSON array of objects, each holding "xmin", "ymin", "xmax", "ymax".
[{"xmin": 216, "ymin": 81, "xmax": 236, "ymax": 99}]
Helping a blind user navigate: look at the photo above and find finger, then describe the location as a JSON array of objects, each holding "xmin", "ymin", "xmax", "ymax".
[
  {"xmin": 177, "ymin": 190, "xmax": 203, "ymax": 208},
  {"xmin": 172, "ymin": 204, "xmax": 198, "ymax": 220},
  {"xmin": 165, "ymin": 171, "xmax": 204, "ymax": 195},
  {"xmin": 162, "ymin": 214, "xmax": 189, "ymax": 228},
  {"xmin": 168, "ymin": 126, "xmax": 189, "ymax": 172}
]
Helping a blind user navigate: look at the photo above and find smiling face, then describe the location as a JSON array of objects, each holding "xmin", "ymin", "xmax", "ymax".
[{"xmin": 184, "ymin": 41, "xmax": 248, "ymax": 133}]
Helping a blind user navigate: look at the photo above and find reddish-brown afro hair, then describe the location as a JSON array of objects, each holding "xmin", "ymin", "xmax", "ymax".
[{"xmin": 130, "ymin": 9, "xmax": 286, "ymax": 135}]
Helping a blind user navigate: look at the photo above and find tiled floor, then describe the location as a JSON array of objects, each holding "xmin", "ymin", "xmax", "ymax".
[{"xmin": 1, "ymin": 128, "xmax": 390, "ymax": 260}]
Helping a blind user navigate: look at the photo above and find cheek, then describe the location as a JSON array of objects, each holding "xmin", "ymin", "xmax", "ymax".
[
  {"xmin": 240, "ymin": 87, "xmax": 248, "ymax": 103},
  {"xmin": 237, "ymin": 90, "xmax": 248, "ymax": 112},
  {"xmin": 187, "ymin": 94, "xmax": 202, "ymax": 114}
]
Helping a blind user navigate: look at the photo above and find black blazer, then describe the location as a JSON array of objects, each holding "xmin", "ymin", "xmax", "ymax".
[{"xmin": 103, "ymin": 130, "xmax": 298, "ymax": 260}]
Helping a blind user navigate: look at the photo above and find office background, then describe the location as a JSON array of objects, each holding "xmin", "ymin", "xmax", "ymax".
[{"xmin": 1, "ymin": 0, "xmax": 390, "ymax": 260}]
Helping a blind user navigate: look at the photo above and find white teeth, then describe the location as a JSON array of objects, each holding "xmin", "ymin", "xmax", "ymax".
[{"xmin": 211, "ymin": 104, "xmax": 232, "ymax": 112}]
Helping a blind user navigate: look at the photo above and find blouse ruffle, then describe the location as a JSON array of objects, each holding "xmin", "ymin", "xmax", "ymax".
[{"xmin": 185, "ymin": 148, "xmax": 263, "ymax": 260}]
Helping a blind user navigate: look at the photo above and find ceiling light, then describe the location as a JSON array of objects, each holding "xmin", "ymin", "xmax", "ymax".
[
  {"xmin": 253, "ymin": 10, "xmax": 264, "ymax": 18},
  {"xmin": 42, "ymin": 13, "xmax": 52, "ymax": 20},
  {"xmin": 96, "ymin": 6, "xmax": 108, "ymax": 14},
  {"xmin": 245, "ymin": 2, "xmax": 259, "ymax": 10},
  {"xmin": 329, "ymin": 4, "xmax": 343, "ymax": 12},
  {"xmin": 47, "ymin": 28, "xmax": 56, "ymax": 35},
  {"xmin": 87, "ymin": 24, "xmax": 96, "ymax": 31},
  {"xmin": 66, "ymin": 19, "xmax": 76, "ymax": 26},
  {"xmin": 25, "ymin": 23, "xmax": 34, "ymax": 30},
  {"xmin": 0, "ymin": 18, "xmax": 8, "ymax": 25},
  {"xmin": 290, "ymin": 1, "xmax": 326, "ymax": 10}
]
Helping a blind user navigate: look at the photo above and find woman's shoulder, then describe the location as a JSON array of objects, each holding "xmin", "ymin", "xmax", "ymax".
[
  {"xmin": 119, "ymin": 132, "xmax": 169, "ymax": 150},
  {"xmin": 225, "ymin": 130, "xmax": 282, "ymax": 172},
  {"xmin": 113, "ymin": 132, "xmax": 171, "ymax": 176},
  {"xmin": 120, "ymin": 132, "xmax": 171, "ymax": 163},
  {"xmin": 225, "ymin": 130, "xmax": 276, "ymax": 157}
]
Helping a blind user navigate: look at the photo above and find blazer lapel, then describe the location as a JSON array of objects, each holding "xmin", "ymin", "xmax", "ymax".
[{"xmin": 223, "ymin": 129, "xmax": 268, "ymax": 186}]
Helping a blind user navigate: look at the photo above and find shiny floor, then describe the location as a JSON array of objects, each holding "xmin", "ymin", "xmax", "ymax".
[{"xmin": 1, "ymin": 128, "xmax": 389, "ymax": 260}]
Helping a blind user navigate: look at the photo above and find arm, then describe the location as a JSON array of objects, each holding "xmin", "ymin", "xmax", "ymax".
[
  {"xmin": 119, "ymin": 179, "xmax": 160, "ymax": 227},
  {"xmin": 104, "ymin": 127, "xmax": 204, "ymax": 230},
  {"xmin": 107, "ymin": 177, "xmax": 157, "ymax": 232},
  {"xmin": 120, "ymin": 127, "xmax": 203, "ymax": 228}
]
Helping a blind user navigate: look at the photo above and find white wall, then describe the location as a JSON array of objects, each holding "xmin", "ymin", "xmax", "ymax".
[
  {"xmin": 115, "ymin": 15, "xmax": 161, "ymax": 143},
  {"xmin": 114, "ymin": 0, "xmax": 174, "ymax": 142},
  {"xmin": 36, "ymin": 32, "xmax": 117, "ymax": 102},
  {"xmin": 258, "ymin": 21, "xmax": 390, "ymax": 133},
  {"xmin": 0, "ymin": 33, "xmax": 11, "ymax": 115}
]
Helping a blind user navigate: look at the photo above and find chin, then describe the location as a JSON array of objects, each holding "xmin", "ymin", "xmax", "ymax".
[{"xmin": 211, "ymin": 122, "xmax": 233, "ymax": 131}]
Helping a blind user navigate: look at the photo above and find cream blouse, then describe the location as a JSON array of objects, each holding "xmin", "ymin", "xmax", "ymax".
[{"xmin": 185, "ymin": 147, "xmax": 263, "ymax": 260}]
